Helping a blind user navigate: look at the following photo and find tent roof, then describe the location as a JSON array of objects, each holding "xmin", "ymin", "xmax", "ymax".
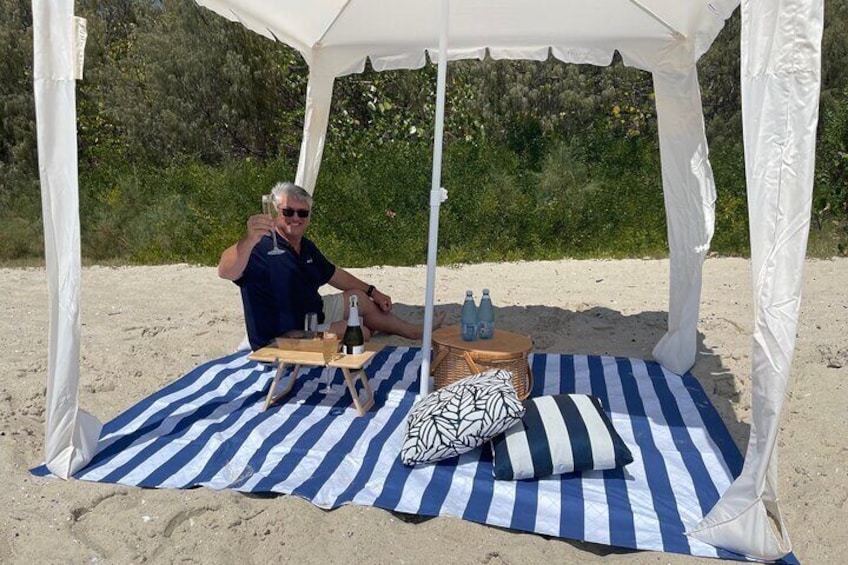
[{"xmin": 195, "ymin": 0, "xmax": 739, "ymax": 75}]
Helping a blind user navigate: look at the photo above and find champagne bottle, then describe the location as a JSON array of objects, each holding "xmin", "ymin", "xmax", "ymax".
[{"xmin": 343, "ymin": 295, "xmax": 365, "ymax": 355}]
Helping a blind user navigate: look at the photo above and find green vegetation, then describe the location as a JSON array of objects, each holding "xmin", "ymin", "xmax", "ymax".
[{"xmin": 2, "ymin": 0, "xmax": 847, "ymax": 267}]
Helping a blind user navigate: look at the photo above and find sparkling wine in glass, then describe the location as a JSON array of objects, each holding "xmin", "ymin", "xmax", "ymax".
[
  {"xmin": 262, "ymin": 194, "xmax": 285, "ymax": 256},
  {"xmin": 320, "ymin": 332, "xmax": 339, "ymax": 394}
]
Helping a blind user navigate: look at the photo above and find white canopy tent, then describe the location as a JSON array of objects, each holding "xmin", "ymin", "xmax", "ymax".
[{"xmin": 32, "ymin": 0, "xmax": 823, "ymax": 561}]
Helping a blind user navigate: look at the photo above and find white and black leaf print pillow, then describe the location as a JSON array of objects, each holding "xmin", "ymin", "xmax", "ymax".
[{"xmin": 400, "ymin": 369, "xmax": 525, "ymax": 466}]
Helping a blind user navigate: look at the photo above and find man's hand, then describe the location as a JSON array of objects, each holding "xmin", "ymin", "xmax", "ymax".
[
  {"xmin": 218, "ymin": 213, "xmax": 275, "ymax": 281},
  {"xmin": 370, "ymin": 288, "xmax": 392, "ymax": 312},
  {"xmin": 246, "ymin": 213, "xmax": 275, "ymax": 245}
]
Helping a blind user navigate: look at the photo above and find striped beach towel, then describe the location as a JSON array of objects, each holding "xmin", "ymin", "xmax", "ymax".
[{"xmin": 32, "ymin": 347, "xmax": 798, "ymax": 563}]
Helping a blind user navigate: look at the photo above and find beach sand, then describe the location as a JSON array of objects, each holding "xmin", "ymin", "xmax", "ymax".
[{"xmin": 1, "ymin": 258, "xmax": 845, "ymax": 564}]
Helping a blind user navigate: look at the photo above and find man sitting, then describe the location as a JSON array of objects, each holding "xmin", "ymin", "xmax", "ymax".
[{"xmin": 218, "ymin": 181, "xmax": 444, "ymax": 350}]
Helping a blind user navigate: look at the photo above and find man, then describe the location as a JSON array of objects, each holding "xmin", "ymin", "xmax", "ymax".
[{"xmin": 218, "ymin": 181, "xmax": 443, "ymax": 350}]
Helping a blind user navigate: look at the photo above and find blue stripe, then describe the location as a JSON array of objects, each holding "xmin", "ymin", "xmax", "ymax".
[
  {"xmin": 460, "ymin": 446, "xmax": 495, "ymax": 523},
  {"xmin": 372, "ymin": 452, "xmax": 415, "ymax": 510},
  {"xmin": 556, "ymin": 355, "xmax": 586, "ymax": 540},
  {"xmin": 509, "ymin": 474, "xmax": 539, "ymax": 531},
  {"xmin": 522, "ymin": 398, "xmax": 553, "ymax": 476},
  {"xmin": 417, "ymin": 455, "xmax": 462, "ymax": 515},
  {"xmin": 588, "ymin": 357, "xmax": 638, "ymax": 551},
  {"xmin": 529, "ymin": 352, "xmax": 548, "ymax": 396},
  {"xmin": 560, "ymin": 354, "xmax": 576, "ymax": 394},
  {"xmin": 614, "ymin": 357, "xmax": 688, "ymax": 554}
]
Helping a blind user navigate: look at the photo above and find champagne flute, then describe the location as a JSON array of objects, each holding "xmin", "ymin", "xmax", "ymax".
[
  {"xmin": 320, "ymin": 332, "xmax": 339, "ymax": 394},
  {"xmin": 262, "ymin": 194, "xmax": 285, "ymax": 256}
]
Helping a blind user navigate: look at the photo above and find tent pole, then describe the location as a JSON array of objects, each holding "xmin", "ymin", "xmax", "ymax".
[
  {"xmin": 626, "ymin": 0, "xmax": 685, "ymax": 38},
  {"xmin": 419, "ymin": 0, "xmax": 449, "ymax": 398}
]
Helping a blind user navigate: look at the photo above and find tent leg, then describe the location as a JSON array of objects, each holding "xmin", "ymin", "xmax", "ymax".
[{"xmin": 651, "ymin": 67, "xmax": 715, "ymax": 375}]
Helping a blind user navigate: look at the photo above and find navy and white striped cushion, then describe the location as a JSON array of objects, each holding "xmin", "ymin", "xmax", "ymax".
[
  {"xmin": 491, "ymin": 394, "xmax": 633, "ymax": 480},
  {"xmin": 401, "ymin": 369, "xmax": 525, "ymax": 466}
]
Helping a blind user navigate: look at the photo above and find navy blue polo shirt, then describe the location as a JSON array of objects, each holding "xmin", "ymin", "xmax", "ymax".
[{"xmin": 235, "ymin": 233, "xmax": 336, "ymax": 350}]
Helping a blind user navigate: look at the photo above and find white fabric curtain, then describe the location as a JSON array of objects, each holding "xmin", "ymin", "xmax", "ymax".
[
  {"xmin": 651, "ymin": 67, "xmax": 716, "ymax": 375},
  {"xmin": 689, "ymin": 0, "xmax": 824, "ymax": 559},
  {"xmin": 295, "ymin": 61, "xmax": 336, "ymax": 195},
  {"xmin": 32, "ymin": 0, "xmax": 102, "ymax": 479}
]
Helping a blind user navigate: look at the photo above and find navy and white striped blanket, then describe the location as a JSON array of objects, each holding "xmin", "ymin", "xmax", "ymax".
[{"xmin": 32, "ymin": 347, "xmax": 797, "ymax": 563}]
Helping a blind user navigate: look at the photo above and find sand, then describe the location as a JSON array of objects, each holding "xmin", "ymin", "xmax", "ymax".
[{"xmin": 1, "ymin": 258, "xmax": 846, "ymax": 564}]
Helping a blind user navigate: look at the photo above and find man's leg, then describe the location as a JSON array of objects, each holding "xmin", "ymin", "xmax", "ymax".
[{"xmin": 341, "ymin": 289, "xmax": 445, "ymax": 340}]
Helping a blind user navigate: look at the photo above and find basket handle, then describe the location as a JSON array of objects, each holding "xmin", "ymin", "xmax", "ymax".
[
  {"xmin": 430, "ymin": 348, "xmax": 449, "ymax": 376},
  {"xmin": 462, "ymin": 350, "xmax": 482, "ymax": 374}
]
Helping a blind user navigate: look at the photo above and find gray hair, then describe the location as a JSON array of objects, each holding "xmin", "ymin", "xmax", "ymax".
[{"xmin": 271, "ymin": 181, "xmax": 312, "ymax": 207}]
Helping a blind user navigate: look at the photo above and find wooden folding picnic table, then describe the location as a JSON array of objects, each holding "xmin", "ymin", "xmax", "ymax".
[{"xmin": 248, "ymin": 345, "xmax": 383, "ymax": 416}]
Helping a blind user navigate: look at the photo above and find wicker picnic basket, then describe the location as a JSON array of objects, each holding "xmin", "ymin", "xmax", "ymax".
[{"xmin": 430, "ymin": 327, "xmax": 534, "ymax": 400}]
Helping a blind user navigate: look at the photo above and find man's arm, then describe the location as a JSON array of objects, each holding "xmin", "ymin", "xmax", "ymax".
[
  {"xmin": 218, "ymin": 213, "xmax": 274, "ymax": 281},
  {"xmin": 328, "ymin": 268, "xmax": 392, "ymax": 312}
]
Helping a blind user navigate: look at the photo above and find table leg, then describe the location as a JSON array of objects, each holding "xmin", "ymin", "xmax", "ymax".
[
  {"xmin": 341, "ymin": 367, "xmax": 374, "ymax": 416},
  {"xmin": 264, "ymin": 363, "xmax": 300, "ymax": 411}
]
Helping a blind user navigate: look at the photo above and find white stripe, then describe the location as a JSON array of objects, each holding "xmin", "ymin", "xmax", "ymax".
[
  {"xmin": 572, "ymin": 354, "xmax": 592, "ymax": 395},
  {"xmin": 534, "ymin": 476, "xmax": 563, "ymax": 535},
  {"xmin": 485, "ymin": 477, "xmax": 517, "ymax": 528},
  {"xmin": 538, "ymin": 352, "xmax": 562, "ymax": 396},
  {"xmin": 503, "ymin": 420, "xmax": 535, "ymax": 477},
  {"xmin": 577, "ymin": 355, "xmax": 611, "ymax": 546}
]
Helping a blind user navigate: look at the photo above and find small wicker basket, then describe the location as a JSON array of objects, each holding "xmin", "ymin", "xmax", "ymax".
[{"xmin": 430, "ymin": 328, "xmax": 534, "ymax": 400}]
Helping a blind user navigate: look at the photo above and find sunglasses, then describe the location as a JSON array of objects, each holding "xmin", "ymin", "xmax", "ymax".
[{"xmin": 279, "ymin": 207, "xmax": 311, "ymax": 218}]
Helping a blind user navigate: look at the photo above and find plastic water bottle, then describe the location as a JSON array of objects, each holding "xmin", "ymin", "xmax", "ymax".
[
  {"xmin": 478, "ymin": 288, "xmax": 494, "ymax": 340},
  {"xmin": 461, "ymin": 290, "xmax": 478, "ymax": 342}
]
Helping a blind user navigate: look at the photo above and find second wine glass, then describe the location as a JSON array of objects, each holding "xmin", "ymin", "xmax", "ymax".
[
  {"xmin": 262, "ymin": 194, "xmax": 285, "ymax": 256},
  {"xmin": 320, "ymin": 332, "xmax": 339, "ymax": 395}
]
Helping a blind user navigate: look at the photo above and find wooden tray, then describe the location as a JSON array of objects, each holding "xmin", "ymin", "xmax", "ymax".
[{"xmin": 275, "ymin": 332, "xmax": 339, "ymax": 353}]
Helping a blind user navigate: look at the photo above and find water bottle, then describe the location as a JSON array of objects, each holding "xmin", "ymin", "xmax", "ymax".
[
  {"xmin": 343, "ymin": 295, "xmax": 365, "ymax": 354},
  {"xmin": 478, "ymin": 288, "xmax": 494, "ymax": 340},
  {"xmin": 461, "ymin": 290, "xmax": 478, "ymax": 342}
]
